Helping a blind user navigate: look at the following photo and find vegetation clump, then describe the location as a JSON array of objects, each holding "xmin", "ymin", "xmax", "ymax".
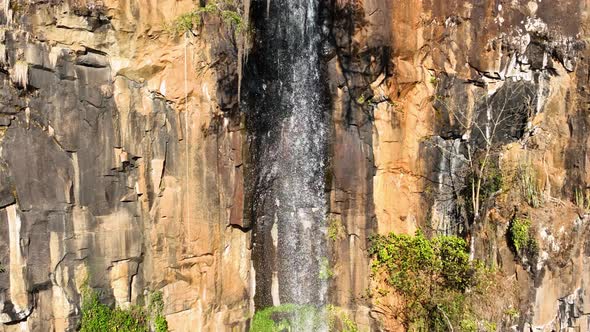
[
  {"xmin": 508, "ymin": 217, "xmax": 538, "ymax": 261},
  {"xmin": 148, "ymin": 291, "xmax": 168, "ymax": 332},
  {"xmin": 518, "ymin": 164, "xmax": 543, "ymax": 208},
  {"xmin": 369, "ymin": 230, "xmax": 496, "ymax": 331},
  {"xmin": 250, "ymin": 304, "xmax": 326, "ymax": 332},
  {"xmin": 170, "ymin": 1, "xmax": 244, "ymax": 36},
  {"xmin": 80, "ymin": 287, "xmax": 168, "ymax": 332},
  {"xmin": 327, "ymin": 305, "xmax": 358, "ymax": 332},
  {"xmin": 250, "ymin": 304, "xmax": 358, "ymax": 332},
  {"xmin": 327, "ymin": 217, "xmax": 345, "ymax": 241},
  {"xmin": 574, "ymin": 187, "xmax": 590, "ymax": 213}
]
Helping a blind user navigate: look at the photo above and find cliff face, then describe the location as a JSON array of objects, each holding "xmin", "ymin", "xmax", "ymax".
[
  {"xmin": 0, "ymin": 1, "xmax": 249, "ymax": 331},
  {"xmin": 371, "ymin": 1, "xmax": 590, "ymax": 330},
  {"xmin": 0, "ymin": 0, "xmax": 588, "ymax": 331}
]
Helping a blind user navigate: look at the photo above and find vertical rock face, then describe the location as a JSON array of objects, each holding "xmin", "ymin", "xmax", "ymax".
[
  {"xmin": 321, "ymin": 0, "xmax": 390, "ymax": 327},
  {"xmin": 368, "ymin": 0, "xmax": 590, "ymax": 330},
  {"xmin": 243, "ymin": 0, "xmax": 329, "ymax": 309},
  {"xmin": 0, "ymin": 0, "xmax": 250, "ymax": 331},
  {"xmin": 0, "ymin": 0, "xmax": 588, "ymax": 331}
]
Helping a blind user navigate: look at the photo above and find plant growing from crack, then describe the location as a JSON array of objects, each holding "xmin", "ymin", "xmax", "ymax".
[
  {"xmin": 508, "ymin": 217, "xmax": 538, "ymax": 263},
  {"xmin": 518, "ymin": 163, "xmax": 543, "ymax": 208},
  {"xmin": 169, "ymin": 0, "xmax": 244, "ymax": 37},
  {"xmin": 319, "ymin": 257, "xmax": 334, "ymax": 280},
  {"xmin": 574, "ymin": 187, "xmax": 590, "ymax": 213},
  {"xmin": 327, "ymin": 217, "xmax": 345, "ymax": 241},
  {"xmin": 148, "ymin": 291, "xmax": 168, "ymax": 332}
]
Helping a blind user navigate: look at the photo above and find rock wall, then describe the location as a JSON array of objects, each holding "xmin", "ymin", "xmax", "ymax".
[
  {"xmin": 0, "ymin": 0, "xmax": 588, "ymax": 331},
  {"xmin": 0, "ymin": 0, "xmax": 249, "ymax": 331},
  {"xmin": 365, "ymin": 0, "xmax": 590, "ymax": 330}
]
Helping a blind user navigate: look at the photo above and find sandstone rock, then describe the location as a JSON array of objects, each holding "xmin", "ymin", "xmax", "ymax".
[{"xmin": 0, "ymin": 0, "xmax": 587, "ymax": 331}]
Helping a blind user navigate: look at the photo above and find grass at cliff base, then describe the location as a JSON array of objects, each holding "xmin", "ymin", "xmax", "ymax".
[{"xmin": 250, "ymin": 304, "xmax": 358, "ymax": 332}]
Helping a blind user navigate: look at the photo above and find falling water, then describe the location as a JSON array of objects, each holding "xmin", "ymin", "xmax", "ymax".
[{"xmin": 242, "ymin": 0, "xmax": 329, "ymax": 327}]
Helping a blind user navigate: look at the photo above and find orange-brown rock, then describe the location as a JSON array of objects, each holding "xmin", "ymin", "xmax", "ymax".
[{"xmin": 0, "ymin": 0, "xmax": 588, "ymax": 331}]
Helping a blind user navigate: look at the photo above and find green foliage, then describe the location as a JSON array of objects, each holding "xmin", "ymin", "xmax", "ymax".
[
  {"xmin": 459, "ymin": 317, "xmax": 477, "ymax": 332},
  {"xmin": 149, "ymin": 291, "xmax": 168, "ymax": 332},
  {"xmin": 319, "ymin": 257, "xmax": 334, "ymax": 280},
  {"xmin": 508, "ymin": 218, "xmax": 530, "ymax": 252},
  {"xmin": 250, "ymin": 304, "xmax": 358, "ymax": 332},
  {"xmin": 327, "ymin": 217, "xmax": 345, "ymax": 241},
  {"xmin": 170, "ymin": 11, "xmax": 202, "ymax": 35},
  {"xmin": 154, "ymin": 316, "xmax": 168, "ymax": 332},
  {"xmin": 170, "ymin": 1, "xmax": 244, "ymax": 36},
  {"xmin": 250, "ymin": 304, "xmax": 326, "ymax": 332},
  {"xmin": 356, "ymin": 94, "xmax": 367, "ymax": 104},
  {"xmin": 483, "ymin": 321, "xmax": 497, "ymax": 331},
  {"xmin": 219, "ymin": 9, "xmax": 242, "ymax": 29},
  {"xmin": 574, "ymin": 187, "xmax": 590, "ymax": 212},
  {"xmin": 326, "ymin": 305, "xmax": 358, "ymax": 332},
  {"xmin": 508, "ymin": 217, "xmax": 538, "ymax": 261},
  {"xmin": 80, "ymin": 288, "xmax": 147, "ymax": 332},
  {"xmin": 460, "ymin": 316, "xmax": 496, "ymax": 332},
  {"xmin": 369, "ymin": 231, "xmax": 493, "ymax": 331},
  {"xmin": 148, "ymin": 291, "xmax": 164, "ymax": 313},
  {"xmin": 504, "ymin": 307, "xmax": 519, "ymax": 319},
  {"xmin": 518, "ymin": 164, "xmax": 543, "ymax": 208},
  {"xmin": 80, "ymin": 287, "xmax": 168, "ymax": 332}
]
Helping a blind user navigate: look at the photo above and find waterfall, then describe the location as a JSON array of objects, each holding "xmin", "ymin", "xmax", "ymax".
[{"xmin": 242, "ymin": 0, "xmax": 329, "ymax": 323}]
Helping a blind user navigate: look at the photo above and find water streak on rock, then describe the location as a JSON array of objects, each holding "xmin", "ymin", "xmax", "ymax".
[{"xmin": 242, "ymin": 0, "xmax": 329, "ymax": 314}]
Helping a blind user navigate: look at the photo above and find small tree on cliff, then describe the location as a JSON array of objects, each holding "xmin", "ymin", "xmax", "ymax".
[{"xmin": 431, "ymin": 79, "xmax": 536, "ymax": 253}]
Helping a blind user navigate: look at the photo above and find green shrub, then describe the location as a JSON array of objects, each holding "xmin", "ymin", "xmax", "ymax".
[
  {"xmin": 80, "ymin": 288, "xmax": 147, "ymax": 332},
  {"xmin": 369, "ymin": 230, "xmax": 493, "ymax": 331},
  {"xmin": 154, "ymin": 316, "xmax": 168, "ymax": 332},
  {"xmin": 148, "ymin": 291, "xmax": 164, "ymax": 313},
  {"xmin": 509, "ymin": 218, "xmax": 530, "ymax": 252},
  {"xmin": 460, "ymin": 316, "xmax": 496, "ymax": 332},
  {"xmin": 170, "ymin": 1, "xmax": 243, "ymax": 36},
  {"xmin": 504, "ymin": 307, "xmax": 519, "ymax": 319},
  {"xmin": 80, "ymin": 287, "xmax": 168, "ymax": 332},
  {"xmin": 327, "ymin": 218, "xmax": 345, "ymax": 241},
  {"xmin": 327, "ymin": 305, "xmax": 358, "ymax": 332},
  {"xmin": 149, "ymin": 291, "xmax": 168, "ymax": 332},
  {"xmin": 250, "ymin": 304, "xmax": 358, "ymax": 332},
  {"xmin": 80, "ymin": 289, "xmax": 115, "ymax": 332},
  {"xmin": 460, "ymin": 318, "xmax": 477, "ymax": 332},
  {"xmin": 508, "ymin": 217, "xmax": 538, "ymax": 260},
  {"xmin": 250, "ymin": 304, "xmax": 326, "ymax": 332}
]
